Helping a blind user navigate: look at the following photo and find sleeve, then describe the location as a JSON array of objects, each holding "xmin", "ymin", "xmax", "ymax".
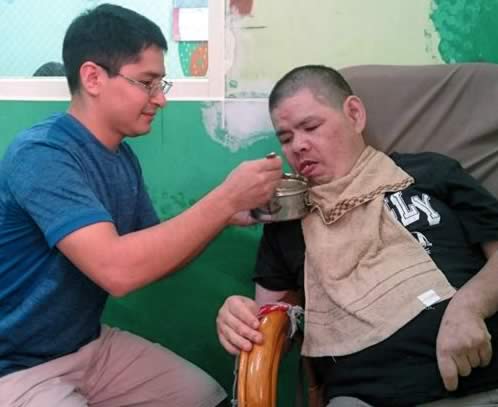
[
  {"xmin": 134, "ymin": 179, "xmax": 160, "ymax": 230},
  {"xmin": 440, "ymin": 156, "xmax": 498, "ymax": 244},
  {"xmin": 253, "ymin": 221, "xmax": 304, "ymax": 291},
  {"xmin": 125, "ymin": 149, "xmax": 160, "ymax": 230},
  {"xmin": 7, "ymin": 141, "xmax": 112, "ymax": 247}
]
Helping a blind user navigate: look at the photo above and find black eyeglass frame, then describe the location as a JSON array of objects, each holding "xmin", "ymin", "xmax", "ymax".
[{"xmin": 94, "ymin": 62, "xmax": 173, "ymax": 96}]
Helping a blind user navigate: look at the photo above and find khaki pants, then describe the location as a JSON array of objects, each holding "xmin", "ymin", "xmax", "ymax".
[{"xmin": 0, "ymin": 326, "xmax": 226, "ymax": 407}]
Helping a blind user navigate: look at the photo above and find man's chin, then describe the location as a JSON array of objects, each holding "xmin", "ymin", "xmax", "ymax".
[{"xmin": 132, "ymin": 124, "xmax": 152, "ymax": 137}]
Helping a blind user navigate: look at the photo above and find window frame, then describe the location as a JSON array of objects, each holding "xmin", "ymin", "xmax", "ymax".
[{"xmin": 0, "ymin": 1, "xmax": 224, "ymax": 101}]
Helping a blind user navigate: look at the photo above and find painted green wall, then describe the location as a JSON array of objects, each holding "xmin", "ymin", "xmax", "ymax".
[
  {"xmin": 0, "ymin": 100, "xmax": 299, "ymax": 404},
  {"xmin": 431, "ymin": 0, "xmax": 498, "ymax": 64}
]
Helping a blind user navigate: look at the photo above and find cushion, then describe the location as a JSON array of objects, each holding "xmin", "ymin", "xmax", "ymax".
[{"xmin": 341, "ymin": 63, "xmax": 498, "ymax": 198}]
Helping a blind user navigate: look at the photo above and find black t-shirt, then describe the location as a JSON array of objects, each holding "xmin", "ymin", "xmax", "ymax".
[{"xmin": 254, "ymin": 152, "xmax": 498, "ymax": 406}]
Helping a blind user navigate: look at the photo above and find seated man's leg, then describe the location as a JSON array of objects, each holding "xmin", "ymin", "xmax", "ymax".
[
  {"xmin": 83, "ymin": 326, "xmax": 226, "ymax": 407},
  {"xmin": 327, "ymin": 396, "xmax": 374, "ymax": 407}
]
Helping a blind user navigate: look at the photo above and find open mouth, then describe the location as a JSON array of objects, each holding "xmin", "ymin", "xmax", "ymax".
[{"xmin": 298, "ymin": 160, "xmax": 317, "ymax": 176}]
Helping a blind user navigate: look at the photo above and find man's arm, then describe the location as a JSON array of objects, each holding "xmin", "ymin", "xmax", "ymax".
[
  {"xmin": 436, "ymin": 240, "xmax": 498, "ymax": 391},
  {"xmin": 58, "ymin": 157, "xmax": 282, "ymax": 297}
]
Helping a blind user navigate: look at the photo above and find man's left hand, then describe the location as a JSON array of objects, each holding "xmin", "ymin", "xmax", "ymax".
[{"xmin": 436, "ymin": 294, "xmax": 493, "ymax": 392}]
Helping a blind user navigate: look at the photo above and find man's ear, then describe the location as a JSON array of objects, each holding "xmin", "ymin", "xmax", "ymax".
[
  {"xmin": 342, "ymin": 95, "xmax": 367, "ymax": 134},
  {"xmin": 79, "ymin": 62, "xmax": 105, "ymax": 96}
]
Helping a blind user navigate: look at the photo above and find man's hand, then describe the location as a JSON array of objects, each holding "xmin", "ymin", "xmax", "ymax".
[
  {"xmin": 220, "ymin": 156, "xmax": 282, "ymax": 215},
  {"xmin": 436, "ymin": 294, "xmax": 493, "ymax": 391},
  {"xmin": 216, "ymin": 295, "xmax": 263, "ymax": 354}
]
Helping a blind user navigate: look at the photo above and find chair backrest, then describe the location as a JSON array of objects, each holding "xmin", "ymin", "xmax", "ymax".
[{"xmin": 341, "ymin": 63, "xmax": 498, "ymax": 198}]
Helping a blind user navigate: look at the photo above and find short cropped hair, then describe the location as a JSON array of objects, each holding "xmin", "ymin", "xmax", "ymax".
[
  {"xmin": 62, "ymin": 3, "xmax": 168, "ymax": 94},
  {"xmin": 269, "ymin": 65, "xmax": 353, "ymax": 112}
]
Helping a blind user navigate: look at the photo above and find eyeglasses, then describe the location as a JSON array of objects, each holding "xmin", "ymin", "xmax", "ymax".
[
  {"xmin": 117, "ymin": 72, "xmax": 173, "ymax": 96},
  {"xmin": 95, "ymin": 63, "xmax": 173, "ymax": 96}
]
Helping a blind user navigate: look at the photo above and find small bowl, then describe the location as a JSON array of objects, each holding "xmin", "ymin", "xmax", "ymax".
[{"xmin": 251, "ymin": 173, "xmax": 309, "ymax": 222}]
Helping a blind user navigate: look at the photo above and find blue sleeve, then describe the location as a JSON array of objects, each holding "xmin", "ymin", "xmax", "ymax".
[
  {"xmin": 6, "ymin": 141, "xmax": 112, "ymax": 247},
  {"xmin": 122, "ymin": 144, "xmax": 159, "ymax": 230},
  {"xmin": 134, "ymin": 178, "xmax": 160, "ymax": 229}
]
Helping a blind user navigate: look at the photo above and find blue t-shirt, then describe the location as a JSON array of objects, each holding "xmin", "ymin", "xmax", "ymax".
[{"xmin": 0, "ymin": 113, "xmax": 159, "ymax": 377}]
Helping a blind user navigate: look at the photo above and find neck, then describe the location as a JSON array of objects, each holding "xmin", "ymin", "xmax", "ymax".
[{"xmin": 68, "ymin": 98, "xmax": 123, "ymax": 151}]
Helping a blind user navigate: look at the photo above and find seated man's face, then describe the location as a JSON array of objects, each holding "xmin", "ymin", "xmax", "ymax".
[{"xmin": 270, "ymin": 88, "xmax": 366, "ymax": 185}]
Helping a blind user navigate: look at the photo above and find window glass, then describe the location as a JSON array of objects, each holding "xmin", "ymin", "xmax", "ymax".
[{"xmin": 0, "ymin": 0, "xmax": 208, "ymax": 78}]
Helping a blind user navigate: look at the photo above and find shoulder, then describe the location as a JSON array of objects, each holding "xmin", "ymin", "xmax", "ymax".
[
  {"xmin": 3, "ymin": 114, "xmax": 68, "ymax": 165},
  {"xmin": 390, "ymin": 151, "xmax": 461, "ymax": 180},
  {"xmin": 390, "ymin": 151, "xmax": 459, "ymax": 169}
]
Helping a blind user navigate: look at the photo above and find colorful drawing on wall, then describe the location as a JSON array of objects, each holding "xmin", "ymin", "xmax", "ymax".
[
  {"xmin": 173, "ymin": 0, "xmax": 208, "ymax": 77},
  {"xmin": 431, "ymin": 0, "xmax": 498, "ymax": 63},
  {"xmin": 178, "ymin": 42, "xmax": 208, "ymax": 76}
]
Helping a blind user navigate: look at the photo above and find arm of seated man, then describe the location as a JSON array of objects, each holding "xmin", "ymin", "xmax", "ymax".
[{"xmin": 436, "ymin": 240, "xmax": 498, "ymax": 391}]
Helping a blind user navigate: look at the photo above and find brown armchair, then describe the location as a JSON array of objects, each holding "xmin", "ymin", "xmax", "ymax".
[{"xmin": 235, "ymin": 63, "xmax": 498, "ymax": 407}]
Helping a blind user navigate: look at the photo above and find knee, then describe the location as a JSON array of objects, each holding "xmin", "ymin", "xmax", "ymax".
[{"xmin": 178, "ymin": 371, "xmax": 227, "ymax": 407}]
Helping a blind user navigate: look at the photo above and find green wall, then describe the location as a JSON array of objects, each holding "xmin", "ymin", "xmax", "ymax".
[{"xmin": 0, "ymin": 100, "xmax": 299, "ymax": 405}]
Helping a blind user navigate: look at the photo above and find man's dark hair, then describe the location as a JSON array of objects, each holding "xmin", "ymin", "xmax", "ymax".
[
  {"xmin": 269, "ymin": 65, "xmax": 353, "ymax": 112},
  {"xmin": 62, "ymin": 3, "xmax": 168, "ymax": 94}
]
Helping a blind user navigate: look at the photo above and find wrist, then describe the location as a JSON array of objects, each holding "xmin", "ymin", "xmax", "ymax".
[
  {"xmin": 451, "ymin": 288, "xmax": 491, "ymax": 319},
  {"xmin": 208, "ymin": 184, "xmax": 239, "ymax": 223}
]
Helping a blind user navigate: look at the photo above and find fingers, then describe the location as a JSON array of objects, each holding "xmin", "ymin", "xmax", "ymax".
[
  {"xmin": 437, "ymin": 341, "xmax": 493, "ymax": 392},
  {"xmin": 257, "ymin": 154, "xmax": 283, "ymax": 171},
  {"xmin": 478, "ymin": 339, "xmax": 493, "ymax": 367},
  {"xmin": 249, "ymin": 209, "xmax": 274, "ymax": 224},
  {"xmin": 466, "ymin": 348, "xmax": 481, "ymax": 369},
  {"xmin": 222, "ymin": 157, "xmax": 283, "ymax": 213},
  {"xmin": 229, "ymin": 210, "xmax": 257, "ymax": 226},
  {"xmin": 437, "ymin": 352, "xmax": 459, "ymax": 391},
  {"xmin": 218, "ymin": 332, "xmax": 243, "ymax": 355},
  {"xmin": 453, "ymin": 354, "xmax": 472, "ymax": 377},
  {"xmin": 216, "ymin": 296, "xmax": 263, "ymax": 355}
]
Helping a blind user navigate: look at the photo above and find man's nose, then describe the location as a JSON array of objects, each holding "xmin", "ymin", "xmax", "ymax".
[
  {"xmin": 151, "ymin": 91, "xmax": 167, "ymax": 108},
  {"xmin": 292, "ymin": 134, "xmax": 310, "ymax": 152}
]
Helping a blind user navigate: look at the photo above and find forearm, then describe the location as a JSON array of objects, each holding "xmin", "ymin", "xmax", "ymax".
[
  {"xmin": 60, "ymin": 184, "xmax": 236, "ymax": 296},
  {"xmin": 117, "ymin": 186, "xmax": 233, "ymax": 285},
  {"xmin": 453, "ymin": 245, "xmax": 498, "ymax": 318}
]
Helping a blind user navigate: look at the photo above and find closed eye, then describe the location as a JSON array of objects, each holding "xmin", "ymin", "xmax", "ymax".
[
  {"xmin": 278, "ymin": 133, "xmax": 292, "ymax": 144},
  {"xmin": 304, "ymin": 124, "xmax": 319, "ymax": 132}
]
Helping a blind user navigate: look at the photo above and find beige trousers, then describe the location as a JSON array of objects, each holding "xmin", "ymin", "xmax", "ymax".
[{"xmin": 0, "ymin": 326, "xmax": 226, "ymax": 407}]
